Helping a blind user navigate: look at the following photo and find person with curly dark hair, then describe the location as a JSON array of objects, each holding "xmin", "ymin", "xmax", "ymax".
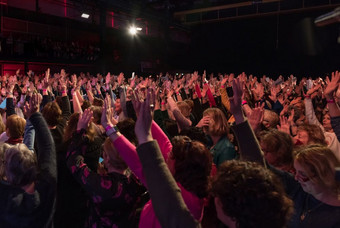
[
  {"xmin": 101, "ymin": 93, "xmax": 212, "ymax": 228},
  {"xmin": 212, "ymin": 160, "xmax": 293, "ymax": 228}
]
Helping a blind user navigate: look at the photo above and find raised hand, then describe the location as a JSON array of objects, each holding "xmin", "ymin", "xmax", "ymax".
[
  {"xmin": 196, "ymin": 115, "xmax": 210, "ymax": 128},
  {"xmin": 24, "ymin": 93, "xmax": 42, "ymax": 119},
  {"xmin": 324, "ymin": 71, "xmax": 339, "ymax": 100},
  {"xmin": 277, "ymin": 115, "xmax": 290, "ymax": 135},
  {"xmin": 101, "ymin": 95, "xmax": 117, "ymax": 129},
  {"xmin": 134, "ymin": 88, "xmax": 155, "ymax": 145},
  {"xmin": 229, "ymin": 78, "xmax": 244, "ymax": 122},
  {"xmin": 248, "ymin": 103, "xmax": 264, "ymax": 132},
  {"xmin": 77, "ymin": 108, "xmax": 93, "ymax": 131}
]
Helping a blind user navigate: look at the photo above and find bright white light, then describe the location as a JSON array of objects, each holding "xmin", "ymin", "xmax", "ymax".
[
  {"xmin": 129, "ymin": 26, "xmax": 138, "ymax": 35},
  {"xmin": 81, "ymin": 13, "xmax": 90, "ymax": 19},
  {"xmin": 136, "ymin": 27, "xmax": 142, "ymax": 31}
]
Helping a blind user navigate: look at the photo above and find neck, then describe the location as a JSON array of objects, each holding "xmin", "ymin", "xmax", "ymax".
[
  {"xmin": 22, "ymin": 182, "xmax": 35, "ymax": 194},
  {"xmin": 313, "ymin": 190, "xmax": 340, "ymax": 206},
  {"xmin": 210, "ymin": 135, "xmax": 221, "ymax": 145}
]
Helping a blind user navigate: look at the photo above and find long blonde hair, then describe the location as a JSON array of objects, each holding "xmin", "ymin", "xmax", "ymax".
[{"xmin": 295, "ymin": 144, "xmax": 340, "ymax": 194}]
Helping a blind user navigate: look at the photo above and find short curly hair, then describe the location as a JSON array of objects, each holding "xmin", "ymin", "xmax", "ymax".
[
  {"xmin": 212, "ymin": 160, "xmax": 293, "ymax": 228},
  {"xmin": 171, "ymin": 136, "xmax": 212, "ymax": 198}
]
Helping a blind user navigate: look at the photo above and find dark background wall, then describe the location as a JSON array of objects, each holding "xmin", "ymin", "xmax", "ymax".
[{"xmin": 171, "ymin": 10, "xmax": 340, "ymax": 78}]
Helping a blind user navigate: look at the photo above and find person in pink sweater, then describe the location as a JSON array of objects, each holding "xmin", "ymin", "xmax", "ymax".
[{"xmin": 101, "ymin": 94, "xmax": 212, "ymax": 227}]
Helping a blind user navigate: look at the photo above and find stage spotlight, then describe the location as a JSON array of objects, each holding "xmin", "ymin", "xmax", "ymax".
[
  {"xmin": 81, "ymin": 13, "xmax": 90, "ymax": 19},
  {"xmin": 129, "ymin": 26, "xmax": 142, "ymax": 35},
  {"xmin": 129, "ymin": 26, "xmax": 137, "ymax": 35}
]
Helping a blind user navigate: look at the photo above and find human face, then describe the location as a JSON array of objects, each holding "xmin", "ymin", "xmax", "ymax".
[
  {"xmin": 322, "ymin": 114, "xmax": 332, "ymax": 131},
  {"xmin": 115, "ymin": 99, "xmax": 122, "ymax": 114},
  {"xmin": 294, "ymin": 160, "xmax": 322, "ymax": 195},
  {"xmin": 294, "ymin": 130, "xmax": 309, "ymax": 145},
  {"xmin": 260, "ymin": 142, "xmax": 277, "ymax": 165}
]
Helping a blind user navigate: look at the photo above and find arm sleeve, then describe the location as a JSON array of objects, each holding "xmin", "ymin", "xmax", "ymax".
[
  {"xmin": 231, "ymin": 120, "xmax": 265, "ymax": 165},
  {"xmin": 23, "ymin": 119, "xmax": 35, "ymax": 151},
  {"xmin": 41, "ymin": 94, "xmax": 52, "ymax": 108},
  {"xmin": 60, "ymin": 95, "xmax": 72, "ymax": 122},
  {"xmin": 29, "ymin": 112, "xmax": 56, "ymax": 184},
  {"xmin": 136, "ymin": 141, "xmax": 200, "ymax": 228},
  {"xmin": 6, "ymin": 98, "xmax": 15, "ymax": 117},
  {"xmin": 305, "ymin": 98, "xmax": 324, "ymax": 131},
  {"xmin": 331, "ymin": 116, "xmax": 340, "ymax": 142}
]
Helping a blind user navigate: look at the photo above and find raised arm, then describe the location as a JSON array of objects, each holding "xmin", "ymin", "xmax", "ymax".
[
  {"xmin": 135, "ymin": 89, "xmax": 200, "ymax": 228},
  {"xmin": 25, "ymin": 94, "xmax": 56, "ymax": 184},
  {"xmin": 229, "ymin": 78, "xmax": 265, "ymax": 165}
]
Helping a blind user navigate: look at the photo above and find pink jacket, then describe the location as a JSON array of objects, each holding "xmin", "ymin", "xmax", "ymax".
[{"xmin": 113, "ymin": 121, "xmax": 204, "ymax": 228}]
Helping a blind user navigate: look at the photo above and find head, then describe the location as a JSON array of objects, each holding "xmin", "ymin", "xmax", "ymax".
[
  {"xmin": 295, "ymin": 124, "xmax": 326, "ymax": 146},
  {"xmin": 212, "ymin": 160, "xmax": 293, "ymax": 228},
  {"xmin": 42, "ymin": 101, "xmax": 62, "ymax": 127},
  {"xmin": 179, "ymin": 126, "xmax": 208, "ymax": 145},
  {"xmin": 203, "ymin": 108, "xmax": 229, "ymax": 137},
  {"xmin": 116, "ymin": 118, "xmax": 138, "ymax": 146},
  {"xmin": 184, "ymin": 99, "xmax": 194, "ymax": 113},
  {"xmin": 6, "ymin": 114, "xmax": 26, "ymax": 139},
  {"xmin": 102, "ymin": 138, "xmax": 127, "ymax": 171},
  {"xmin": 63, "ymin": 113, "xmax": 96, "ymax": 142},
  {"xmin": 0, "ymin": 143, "xmax": 12, "ymax": 180},
  {"xmin": 114, "ymin": 98, "xmax": 122, "ymax": 114},
  {"xmin": 169, "ymin": 136, "xmax": 212, "ymax": 198},
  {"xmin": 4, "ymin": 143, "xmax": 38, "ymax": 187},
  {"xmin": 258, "ymin": 129, "xmax": 294, "ymax": 169},
  {"xmin": 322, "ymin": 113, "xmax": 332, "ymax": 132},
  {"xmin": 177, "ymin": 101, "xmax": 191, "ymax": 118},
  {"xmin": 294, "ymin": 144, "xmax": 340, "ymax": 196},
  {"xmin": 90, "ymin": 105, "xmax": 102, "ymax": 125},
  {"xmin": 262, "ymin": 109, "xmax": 279, "ymax": 129},
  {"xmin": 92, "ymin": 97, "xmax": 104, "ymax": 107}
]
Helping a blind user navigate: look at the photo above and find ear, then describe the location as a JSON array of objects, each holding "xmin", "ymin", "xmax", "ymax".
[{"xmin": 214, "ymin": 197, "xmax": 237, "ymax": 228}]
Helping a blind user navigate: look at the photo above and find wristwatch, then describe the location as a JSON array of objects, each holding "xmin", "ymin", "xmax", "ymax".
[{"xmin": 106, "ymin": 125, "xmax": 119, "ymax": 136}]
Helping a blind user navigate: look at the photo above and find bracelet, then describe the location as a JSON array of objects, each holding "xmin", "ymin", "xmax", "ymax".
[
  {"xmin": 161, "ymin": 102, "xmax": 166, "ymax": 105},
  {"xmin": 62, "ymin": 90, "xmax": 67, "ymax": 94},
  {"xmin": 106, "ymin": 125, "xmax": 119, "ymax": 136},
  {"xmin": 105, "ymin": 125, "xmax": 113, "ymax": 131},
  {"xmin": 242, "ymin": 100, "xmax": 247, "ymax": 105},
  {"xmin": 43, "ymin": 89, "xmax": 47, "ymax": 92},
  {"xmin": 327, "ymin": 99, "xmax": 335, "ymax": 104},
  {"xmin": 304, "ymin": 95, "xmax": 311, "ymax": 98}
]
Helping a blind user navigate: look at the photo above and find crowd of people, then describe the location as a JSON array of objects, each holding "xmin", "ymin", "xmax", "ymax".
[
  {"xmin": 0, "ymin": 34, "xmax": 100, "ymax": 61},
  {"xmin": 0, "ymin": 68, "xmax": 339, "ymax": 228}
]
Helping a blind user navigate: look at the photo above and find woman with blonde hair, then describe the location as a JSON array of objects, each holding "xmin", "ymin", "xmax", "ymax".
[
  {"xmin": 229, "ymin": 78, "xmax": 340, "ymax": 227},
  {"xmin": 197, "ymin": 107, "xmax": 236, "ymax": 167}
]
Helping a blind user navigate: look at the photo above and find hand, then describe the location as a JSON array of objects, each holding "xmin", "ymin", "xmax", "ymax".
[
  {"xmin": 101, "ymin": 95, "xmax": 117, "ymax": 129},
  {"xmin": 324, "ymin": 71, "xmax": 339, "ymax": 99},
  {"xmin": 135, "ymin": 88, "xmax": 155, "ymax": 145},
  {"xmin": 117, "ymin": 72, "xmax": 124, "ymax": 86},
  {"xmin": 24, "ymin": 93, "xmax": 42, "ymax": 119},
  {"xmin": 220, "ymin": 75, "xmax": 228, "ymax": 87},
  {"xmin": 196, "ymin": 115, "xmax": 210, "ymax": 128},
  {"xmin": 277, "ymin": 115, "xmax": 290, "ymax": 135},
  {"xmin": 77, "ymin": 108, "xmax": 93, "ymax": 131},
  {"xmin": 248, "ymin": 103, "xmax": 264, "ymax": 132},
  {"xmin": 229, "ymin": 78, "xmax": 244, "ymax": 122},
  {"xmin": 106, "ymin": 72, "xmax": 111, "ymax": 85}
]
